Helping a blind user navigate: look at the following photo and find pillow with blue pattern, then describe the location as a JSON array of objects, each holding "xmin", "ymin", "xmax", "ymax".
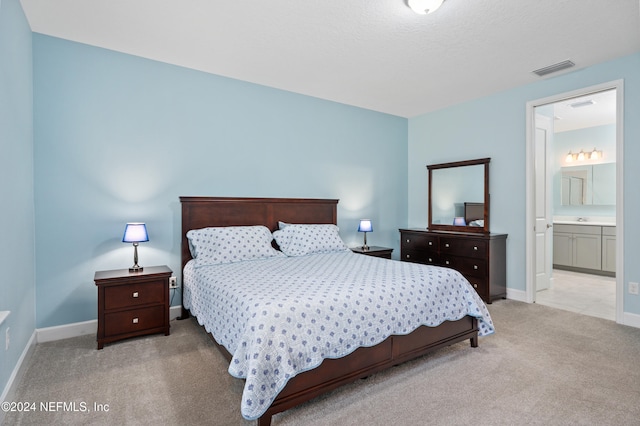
[
  {"xmin": 273, "ymin": 224, "xmax": 349, "ymax": 257},
  {"xmin": 187, "ymin": 225, "xmax": 284, "ymax": 267}
]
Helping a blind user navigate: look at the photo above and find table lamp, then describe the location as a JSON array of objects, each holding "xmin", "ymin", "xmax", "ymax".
[
  {"xmin": 358, "ymin": 219, "xmax": 373, "ymax": 251},
  {"xmin": 453, "ymin": 217, "xmax": 467, "ymax": 226},
  {"xmin": 122, "ymin": 223, "xmax": 149, "ymax": 272}
]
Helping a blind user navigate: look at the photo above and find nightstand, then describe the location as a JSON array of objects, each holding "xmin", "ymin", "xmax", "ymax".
[
  {"xmin": 94, "ymin": 265, "xmax": 172, "ymax": 349},
  {"xmin": 350, "ymin": 246, "xmax": 394, "ymax": 259}
]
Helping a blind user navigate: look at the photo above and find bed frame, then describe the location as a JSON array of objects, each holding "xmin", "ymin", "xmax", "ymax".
[{"xmin": 180, "ymin": 196, "xmax": 479, "ymax": 426}]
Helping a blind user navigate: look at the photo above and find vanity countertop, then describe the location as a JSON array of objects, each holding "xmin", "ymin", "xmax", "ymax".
[{"xmin": 553, "ymin": 217, "xmax": 615, "ymax": 227}]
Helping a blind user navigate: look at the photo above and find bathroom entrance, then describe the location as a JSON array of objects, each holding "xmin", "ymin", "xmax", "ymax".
[{"xmin": 526, "ymin": 81, "xmax": 623, "ymax": 323}]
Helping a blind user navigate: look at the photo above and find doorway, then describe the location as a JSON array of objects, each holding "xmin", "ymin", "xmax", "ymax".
[{"xmin": 525, "ymin": 81, "xmax": 624, "ymax": 324}]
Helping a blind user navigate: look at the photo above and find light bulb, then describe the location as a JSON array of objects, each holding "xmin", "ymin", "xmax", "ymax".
[
  {"xmin": 408, "ymin": 0, "xmax": 445, "ymax": 15},
  {"xmin": 565, "ymin": 151, "xmax": 573, "ymax": 163}
]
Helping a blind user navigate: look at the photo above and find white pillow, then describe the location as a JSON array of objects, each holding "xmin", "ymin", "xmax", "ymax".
[
  {"xmin": 186, "ymin": 225, "xmax": 284, "ymax": 267},
  {"xmin": 273, "ymin": 224, "xmax": 349, "ymax": 257}
]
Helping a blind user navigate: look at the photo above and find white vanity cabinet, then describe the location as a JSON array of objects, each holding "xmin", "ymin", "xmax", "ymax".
[
  {"xmin": 553, "ymin": 223, "xmax": 615, "ymax": 276},
  {"xmin": 602, "ymin": 226, "xmax": 616, "ymax": 273}
]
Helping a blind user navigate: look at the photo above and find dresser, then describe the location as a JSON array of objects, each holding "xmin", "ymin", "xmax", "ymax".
[
  {"xmin": 94, "ymin": 265, "xmax": 172, "ymax": 349},
  {"xmin": 399, "ymin": 229, "xmax": 507, "ymax": 304}
]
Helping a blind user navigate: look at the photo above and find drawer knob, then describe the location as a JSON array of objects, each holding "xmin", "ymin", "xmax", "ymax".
[
  {"xmin": 428, "ymin": 258, "xmax": 433, "ymax": 262},
  {"xmin": 474, "ymin": 265, "xmax": 478, "ymax": 270},
  {"xmin": 406, "ymin": 239, "xmax": 410, "ymax": 243},
  {"xmin": 445, "ymin": 260, "xmax": 450, "ymax": 265},
  {"xmin": 473, "ymin": 284, "xmax": 478, "ymax": 288},
  {"xmin": 428, "ymin": 241, "xmax": 433, "ymax": 246},
  {"xmin": 406, "ymin": 254, "xmax": 411, "ymax": 259},
  {"xmin": 474, "ymin": 246, "xmax": 478, "ymax": 250},
  {"xmin": 445, "ymin": 243, "xmax": 450, "ymax": 248},
  {"xmin": 132, "ymin": 318, "xmax": 139, "ymax": 324},
  {"xmin": 133, "ymin": 292, "xmax": 139, "ymax": 298}
]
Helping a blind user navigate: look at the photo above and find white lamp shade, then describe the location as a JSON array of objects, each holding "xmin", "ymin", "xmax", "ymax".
[
  {"xmin": 358, "ymin": 219, "xmax": 373, "ymax": 233},
  {"xmin": 122, "ymin": 223, "xmax": 149, "ymax": 243},
  {"xmin": 453, "ymin": 217, "xmax": 466, "ymax": 226},
  {"xmin": 408, "ymin": 0, "xmax": 444, "ymax": 14}
]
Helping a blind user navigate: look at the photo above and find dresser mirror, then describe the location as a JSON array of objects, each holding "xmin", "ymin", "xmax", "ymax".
[{"xmin": 427, "ymin": 158, "xmax": 490, "ymax": 234}]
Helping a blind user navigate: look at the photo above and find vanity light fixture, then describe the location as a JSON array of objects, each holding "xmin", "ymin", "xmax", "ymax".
[
  {"xmin": 357, "ymin": 219, "xmax": 373, "ymax": 251},
  {"xmin": 122, "ymin": 222, "xmax": 149, "ymax": 272},
  {"xmin": 407, "ymin": 0, "xmax": 444, "ymax": 15},
  {"xmin": 565, "ymin": 148, "xmax": 602, "ymax": 163}
]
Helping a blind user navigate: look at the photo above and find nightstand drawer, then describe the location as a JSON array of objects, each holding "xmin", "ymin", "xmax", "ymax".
[
  {"xmin": 104, "ymin": 305, "xmax": 165, "ymax": 336},
  {"xmin": 104, "ymin": 280, "xmax": 166, "ymax": 310}
]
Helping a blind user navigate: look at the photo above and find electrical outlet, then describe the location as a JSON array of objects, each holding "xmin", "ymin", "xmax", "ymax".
[
  {"xmin": 629, "ymin": 282, "xmax": 639, "ymax": 295},
  {"xmin": 169, "ymin": 276, "xmax": 178, "ymax": 289},
  {"xmin": 5, "ymin": 327, "xmax": 9, "ymax": 351}
]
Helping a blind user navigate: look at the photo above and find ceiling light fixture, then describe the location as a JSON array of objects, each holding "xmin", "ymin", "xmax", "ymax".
[{"xmin": 407, "ymin": 0, "xmax": 445, "ymax": 14}]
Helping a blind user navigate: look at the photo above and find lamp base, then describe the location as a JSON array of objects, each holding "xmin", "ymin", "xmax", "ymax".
[
  {"xmin": 361, "ymin": 245, "xmax": 369, "ymax": 251},
  {"xmin": 129, "ymin": 266, "xmax": 144, "ymax": 273}
]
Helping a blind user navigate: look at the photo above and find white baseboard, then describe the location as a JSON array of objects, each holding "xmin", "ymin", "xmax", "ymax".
[
  {"xmin": 622, "ymin": 311, "xmax": 640, "ymax": 328},
  {"xmin": 36, "ymin": 319, "xmax": 97, "ymax": 343},
  {"xmin": 506, "ymin": 288, "xmax": 527, "ymax": 302},
  {"xmin": 0, "ymin": 330, "xmax": 37, "ymax": 425},
  {"xmin": 36, "ymin": 306, "xmax": 183, "ymax": 343}
]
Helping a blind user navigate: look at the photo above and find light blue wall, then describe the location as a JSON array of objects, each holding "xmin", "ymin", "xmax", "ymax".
[
  {"xmin": 33, "ymin": 35, "xmax": 408, "ymax": 328},
  {"xmin": 0, "ymin": 0, "xmax": 35, "ymax": 399},
  {"xmin": 552, "ymin": 124, "xmax": 616, "ymax": 217},
  {"xmin": 408, "ymin": 53, "xmax": 640, "ymax": 314}
]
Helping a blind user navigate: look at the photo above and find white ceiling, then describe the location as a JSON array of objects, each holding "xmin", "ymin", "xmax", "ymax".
[
  {"xmin": 552, "ymin": 89, "xmax": 617, "ymax": 133},
  {"xmin": 19, "ymin": 0, "xmax": 640, "ymax": 118}
]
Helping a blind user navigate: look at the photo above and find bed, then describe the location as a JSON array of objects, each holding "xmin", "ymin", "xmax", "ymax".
[{"xmin": 180, "ymin": 196, "xmax": 493, "ymax": 425}]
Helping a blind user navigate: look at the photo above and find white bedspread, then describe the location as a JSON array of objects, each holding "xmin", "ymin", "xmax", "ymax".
[{"xmin": 183, "ymin": 251, "xmax": 494, "ymax": 420}]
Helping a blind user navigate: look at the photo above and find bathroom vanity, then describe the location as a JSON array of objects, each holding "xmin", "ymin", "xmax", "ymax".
[{"xmin": 552, "ymin": 221, "xmax": 615, "ymax": 276}]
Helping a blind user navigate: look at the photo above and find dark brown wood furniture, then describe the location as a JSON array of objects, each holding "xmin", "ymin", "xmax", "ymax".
[
  {"xmin": 350, "ymin": 245, "xmax": 393, "ymax": 259},
  {"xmin": 94, "ymin": 265, "xmax": 172, "ymax": 349},
  {"xmin": 400, "ymin": 229, "xmax": 506, "ymax": 303},
  {"xmin": 428, "ymin": 158, "xmax": 490, "ymax": 233},
  {"xmin": 180, "ymin": 197, "xmax": 480, "ymax": 426},
  {"xmin": 420, "ymin": 157, "xmax": 508, "ymax": 303}
]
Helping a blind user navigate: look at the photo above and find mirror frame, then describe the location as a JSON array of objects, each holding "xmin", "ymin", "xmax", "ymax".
[{"xmin": 427, "ymin": 157, "xmax": 490, "ymax": 234}]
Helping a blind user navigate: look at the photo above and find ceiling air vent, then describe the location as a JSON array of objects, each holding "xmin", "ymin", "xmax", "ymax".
[
  {"xmin": 532, "ymin": 60, "xmax": 575, "ymax": 77},
  {"xmin": 569, "ymin": 99, "xmax": 595, "ymax": 108}
]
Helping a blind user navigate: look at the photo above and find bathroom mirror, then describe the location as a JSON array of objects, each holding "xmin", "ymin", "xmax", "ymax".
[
  {"xmin": 427, "ymin": 158, "xmax": 490, "ymax": 234},
  {"xmin": 560, "ymin": 163, "xmax": 616, "ymax": 206}
]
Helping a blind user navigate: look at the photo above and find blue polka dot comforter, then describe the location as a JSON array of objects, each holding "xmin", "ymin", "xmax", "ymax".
[{"xmin": 183, "ymin": 251, "xmax": 494, "ymax": 420}]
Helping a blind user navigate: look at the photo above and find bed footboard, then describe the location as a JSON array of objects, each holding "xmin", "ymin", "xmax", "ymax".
[{"xmin": 257, "ymin": 316, "xmax": 478, "ymax": 426}]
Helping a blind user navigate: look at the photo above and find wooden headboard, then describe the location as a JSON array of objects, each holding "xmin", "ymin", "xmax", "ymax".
[
  {"xmin": 180, "ymin": 197, "xmax": 338, "ymax": 270},
  {"xmin": 464, "ymin": 202, "xmax": 484, "ymax": 224}
]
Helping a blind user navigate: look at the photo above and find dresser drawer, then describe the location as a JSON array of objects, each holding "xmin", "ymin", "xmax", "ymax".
[
  {"xmin": 402, "ymin": 250, "xmax": 439, "ymax": 264},
  {"xmin": 466, "ymin": 277, "xmax": 488, "ymax": 296},
  {"xmin": 104, "ymin": 305, "xmax": 165, "ymax": 336},
  {"xmin": 401, "ymin": 233, "xmax": 438, "ymax": 252},
  {"xmin": 440, "ymin": 238, "xmax": 487, "ymax": 259},
  {"xmin": 442, "ymin": 256, "xmax": 487, "ymax": 278},
  {"xmin": 104, "ymin": 280, "xmax": 166, "ymax": 310}
]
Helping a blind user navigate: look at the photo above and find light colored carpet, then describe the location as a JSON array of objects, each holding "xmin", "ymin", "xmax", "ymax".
[{"xmin": 4, "ymin": 300, "xmax": 640, "ymax": 425}]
